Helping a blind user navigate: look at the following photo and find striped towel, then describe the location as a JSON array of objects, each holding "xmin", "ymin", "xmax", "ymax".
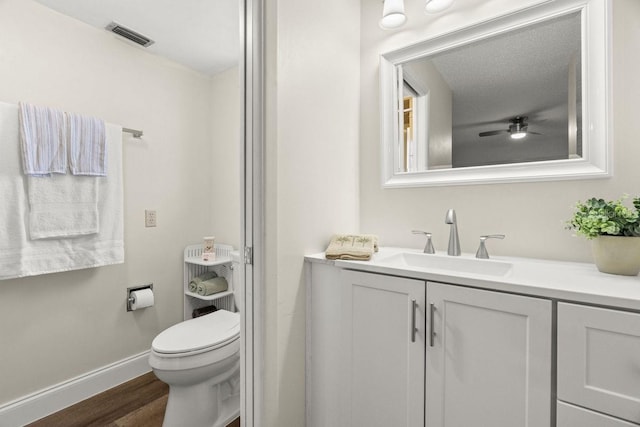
[
  {"xmin": 67, "ymin": 112, "xmax": 107, "ymax": 176},
  {"xmin": 18, "ymin": 102, "xmax": 67, "ymax": 175}
]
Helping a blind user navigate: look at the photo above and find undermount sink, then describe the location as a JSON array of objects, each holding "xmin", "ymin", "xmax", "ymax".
[{"xmin": 377, "ymin": 252, "xmax": 513, "ymax": 277}]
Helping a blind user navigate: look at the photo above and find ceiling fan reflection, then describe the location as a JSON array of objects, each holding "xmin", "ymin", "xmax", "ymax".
[{"xmin": 478, "ymin": 116, "xmax": 543, "ymax": 140}]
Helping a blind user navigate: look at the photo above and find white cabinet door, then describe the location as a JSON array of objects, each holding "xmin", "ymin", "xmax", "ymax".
[
  {"xmin": 557, "ymin": 401, "xmax": 639, "ymax": 427},
  {"xmin": 341, "ymin": 270, "xmax": 425, "ymax": 427},
  {"xmin": 557, "ymin": 303, "xmax": 640, "ymax": 424},
  {"xmin": 426, "ymin": 282, "xmax": 552, "ymax": 427}
]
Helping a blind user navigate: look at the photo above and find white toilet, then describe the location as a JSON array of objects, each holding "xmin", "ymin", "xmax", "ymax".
[{"xmin": 149, "ymin": 309, "xmax": 240, "ymax": 427}]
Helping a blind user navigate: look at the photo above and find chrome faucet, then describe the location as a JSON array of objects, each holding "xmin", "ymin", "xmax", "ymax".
[
  {"xmin": 445, "ymin": 209, "xmax": 461, "ymax": 256},
  {"xmin": 412, "ymin": 230, "xmax": 435, "ymax": 254},
  {"xmin": 475, "ymin": 234, "xmax": 505, "ymax": 259}
]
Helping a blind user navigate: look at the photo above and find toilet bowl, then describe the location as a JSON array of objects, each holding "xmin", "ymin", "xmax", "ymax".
[{"xmin": 149, "ymin": 309, "xmax": 240, "ymax": 427}]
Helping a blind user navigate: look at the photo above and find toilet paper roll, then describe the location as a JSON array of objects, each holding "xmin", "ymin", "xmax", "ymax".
[{"xmin": 130, "ymin": 288, "xmax": 154, "ymax": 310}]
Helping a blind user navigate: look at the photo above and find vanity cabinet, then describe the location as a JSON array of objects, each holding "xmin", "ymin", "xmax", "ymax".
[
  {"xmin": 426, "ymin": 282, "xmax": 552, "ymax": 427},
  {"xmin": 305, "ymin": 252, "xmax": 640, "ymax": 427},
  {"xmin": 557, "ymin": 303, "xmax": 640, "ymax": 425},
  {"xmin": 340, "ymin": 270, "xmax": 425, "ymax": 427}
]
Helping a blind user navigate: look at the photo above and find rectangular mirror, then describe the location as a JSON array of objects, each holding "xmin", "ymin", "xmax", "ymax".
[{"xmin": 380, "ymin": 0, "xmax": 611, "ymax": 187}]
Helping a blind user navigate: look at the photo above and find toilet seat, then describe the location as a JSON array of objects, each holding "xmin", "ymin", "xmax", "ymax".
[{"xmin": 152, "ymin": 310, "xmax": 240, "ymax": 357}]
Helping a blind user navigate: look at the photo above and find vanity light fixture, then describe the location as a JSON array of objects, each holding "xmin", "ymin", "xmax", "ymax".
[
  {"xmin": 380, "ymin": 0, "xmax": 407, "ymax": 29},
  {"xmin": 425, "ymin": 0, "xmax": 454, "ymax": 14},
  {"xmin": 381, "ymin": 0, "xmax": 454, "ymax": 30}
]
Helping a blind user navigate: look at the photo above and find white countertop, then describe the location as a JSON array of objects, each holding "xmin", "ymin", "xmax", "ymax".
[{"xmin": 305, "ymin": 247, "xmax": 640, "ymax": 311}]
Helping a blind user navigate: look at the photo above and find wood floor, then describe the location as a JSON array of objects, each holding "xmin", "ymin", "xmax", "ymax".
[{"xmin": 26, "ymin": 372, "xmax": 240, "ymax": 427}]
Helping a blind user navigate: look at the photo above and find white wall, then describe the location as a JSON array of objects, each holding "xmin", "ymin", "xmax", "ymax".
[
  {"xmin": 404, "ymin": 59, "xmax": 453, "ymax": 169},
  {"xmin": 360, "ymin": 0, "xmax": 640, "ymax": 262},
  {"xmin": 210, "ymin": 67, "xmax": 241, "ymax": 249},
  {"xmin": 263, "ymin": 0, "xmax": 361, "ymax": 425},
  {"xmin": 0, "ymin": 0, "xmax": 239, "ymax": 406}
]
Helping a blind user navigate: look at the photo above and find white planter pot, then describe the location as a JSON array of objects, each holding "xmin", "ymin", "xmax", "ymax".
[{"xmin": 591, "ymin": 235, "xmax": 640, "ymax": 276}]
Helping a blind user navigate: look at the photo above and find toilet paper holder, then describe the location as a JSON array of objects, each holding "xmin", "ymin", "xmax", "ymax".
[{"xmin": 127, "ymin": 283, "xmax": 153, "ymax": 312}]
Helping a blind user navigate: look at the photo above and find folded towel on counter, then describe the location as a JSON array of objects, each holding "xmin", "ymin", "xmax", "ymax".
[
  {"xmin": 67, "ymin": 112, "xmax": 107, "ymax": 176},
  {"xmin": 325, "ymin": 234, "xmax": 379, "ymax": 261},
  {"xmin": 19, "ymin": 102, "xmax": 67, "ymax": 175},
  {"xmin": 188, "ymin": 271, "xmax": 218, "ymax": 293},
  {"xmin": 197, "ymin": 277, "xmax": 229, "ymax": 296}
]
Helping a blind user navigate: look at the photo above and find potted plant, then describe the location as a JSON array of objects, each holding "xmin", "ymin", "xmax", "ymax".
[{"xmin": 567, "ymin": 196, "xmax": 640, "ymax": 276}]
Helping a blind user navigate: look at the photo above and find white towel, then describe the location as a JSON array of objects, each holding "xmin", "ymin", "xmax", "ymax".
[
  {"xmin": 0, "ymin": 101, "xmax": 124, "ymax": 280},
  {"xmin": 67, "ymin": 112, "xmax": 107, "ymax": 176},
  {"xmin": 18, "ymin": 102, "xmax": 67, "ymax": 175},
  {"xmin": 27, "ymin": 174, "xmax": 99, "ymax": 239}
]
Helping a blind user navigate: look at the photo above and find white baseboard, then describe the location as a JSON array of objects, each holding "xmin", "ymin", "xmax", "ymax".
[{"xmin": 0, "ymin": 350, "xmax": 151, "ymax": 426}]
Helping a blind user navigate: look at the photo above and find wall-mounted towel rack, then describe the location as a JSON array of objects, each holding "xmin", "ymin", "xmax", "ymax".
[
  {"xmin": 123, "ymin": 127, "xmax": 143, "ymax": 138},
  {"xmin": 2, "ymin": 100, "xmax": 144, "ymax": 139}
]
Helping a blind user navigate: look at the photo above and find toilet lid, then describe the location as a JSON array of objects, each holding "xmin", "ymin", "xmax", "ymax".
[{"xmin": 152, "ymin": 310, "xmax": 240, "ymax": 355}]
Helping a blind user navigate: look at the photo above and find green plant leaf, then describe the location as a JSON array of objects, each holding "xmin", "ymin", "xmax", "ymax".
[{"xmin": 568, "ymin": 195, "xmax": 640, "ymax": 239}]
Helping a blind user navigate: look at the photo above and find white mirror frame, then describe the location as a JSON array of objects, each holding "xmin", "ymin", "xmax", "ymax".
[{"xmin": 380, "ymin": 0, "xmax": 611, "ymax": 188}]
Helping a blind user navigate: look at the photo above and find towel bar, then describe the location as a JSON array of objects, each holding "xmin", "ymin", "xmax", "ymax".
[{"xmin": 123, "ymin": 127, "xmax": 143, "ymax": 138}]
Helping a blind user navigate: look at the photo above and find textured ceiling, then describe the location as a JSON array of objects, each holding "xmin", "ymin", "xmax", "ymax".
[
  {"xmin": 430, "ymin": 12, "xmax": 581, "ymax": 143},
  {"xmin": 34, "ymin": 0, "xmax": 240, "ymax": 76}
]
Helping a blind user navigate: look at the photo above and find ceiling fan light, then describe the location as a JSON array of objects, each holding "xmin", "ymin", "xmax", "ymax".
[
  {"xmin": 380, "ymin": 0, "xmax": 406, "ymax": 29},
  {"xmin": 510, "ymin": 132, "xmax": 527, "ymax": 140},
  {"xmin": 425, "ymin": 0, "xmax": 454, "ymax": 14}
]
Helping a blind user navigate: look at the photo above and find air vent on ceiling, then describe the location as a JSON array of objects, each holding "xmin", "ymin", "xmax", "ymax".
[{"xmin": 105, "ymin": 22, "xmax": 155, "ymax": 47}]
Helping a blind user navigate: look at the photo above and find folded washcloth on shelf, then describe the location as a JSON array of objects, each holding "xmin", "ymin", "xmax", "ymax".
[
  {"xmin": 197, "ymin": 277, "xmax": 229, "ymax": 296},
  {"xmin": 325, "ymin": 234, "xmax": 379, "ymax": 261},
  {"xmin": 19, "ymin": 102, "xmax": 67, "ymax": 175},
  {"xmin": 67, "ymin": 112, "xmax": 107, "ymax": 176},
  {"xmin": 188, "ymin": 271, "xmax": 218, "ymax": 293}
]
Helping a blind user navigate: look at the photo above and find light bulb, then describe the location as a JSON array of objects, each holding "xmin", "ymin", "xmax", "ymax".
[
  {"xmin": 510, "ymin": 132, "xmax": 527, "ymax": 140},
  {"xmin": 380, "ymin": 0, "xmax": 406, "ymax": 29},
  {"xmin": 425, "ymin": 0, "xmax": 454, "ymax": 14}
]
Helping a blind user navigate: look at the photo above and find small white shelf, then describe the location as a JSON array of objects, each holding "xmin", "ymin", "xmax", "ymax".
[
  {"xmin": 183, "ymin": 243, "xmax": 236, "ymax": 320},
  {"xmin": 185, "ymin": 290, "xmax": 234, "ymax": 301},
  {"xmin": 185, "ymin": 255, "xmax": 232, "ymax": 267}
]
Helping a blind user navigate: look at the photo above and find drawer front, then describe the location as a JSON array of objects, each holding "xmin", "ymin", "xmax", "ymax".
[
  {"xmin": 557, "ymin": 303, "xmax": 640, "ymax": 424},
  {"xmin": 557, "ymin": 401, "xmax": 639, "ymax": 427}
]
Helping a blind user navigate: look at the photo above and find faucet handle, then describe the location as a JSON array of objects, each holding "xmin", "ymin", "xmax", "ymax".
[
  {"xmin": 412, "ymin": 230, "xmax": 435, "ymax": 254},
  {"xmin": 476, "ymin": 234, "xmax": 505, "ymax": 259},
  {"xmin": 480, "ymin": 234, "xmax": 505, "ymax": 241}
]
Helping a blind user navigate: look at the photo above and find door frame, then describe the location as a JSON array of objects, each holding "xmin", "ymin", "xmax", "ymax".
[{"xmin": 240, "ymin": 0, "xmax": 265, "ymax": 425}]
